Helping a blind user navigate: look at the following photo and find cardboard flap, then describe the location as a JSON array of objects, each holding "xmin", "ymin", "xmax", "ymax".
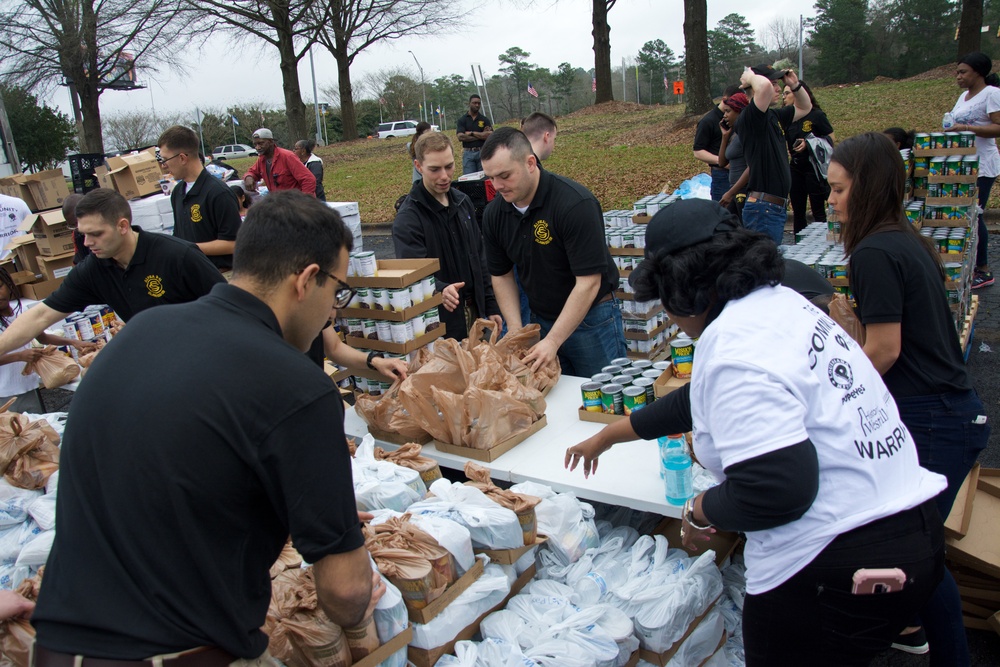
[
  {"xmin": 17, "ymin": 214, "xmax": 38, "ymax": 233},
  {"xmin": 5, "ymin": 234, "xmax": 35, "ymax": 251}
]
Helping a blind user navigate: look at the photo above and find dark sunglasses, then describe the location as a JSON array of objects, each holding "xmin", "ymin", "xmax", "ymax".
[{"xmin": 316, "ymin": 268, "xmax": 356, "ymax": 308}]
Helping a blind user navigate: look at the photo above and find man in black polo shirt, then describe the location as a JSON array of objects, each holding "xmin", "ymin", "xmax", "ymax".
[
  {"xmin": 693, "ymin": 85, "xmax": 741, "ymax": 201},
  {"xmin": 481, "ymin": 127, "xmax": 626, "ymax": 377},
  {"xmin": 0, "ymin": 189, "xmax": 224, "ymax": 356},
  {"xmin": 455, "ymin": 94, "xmax": 493, "ymax": 174},
  {"xmin": 736, "ymin": 65, "xmax": 812, "ymax": 244},
  {"xmin": 393, "ymin": 131, "xmax": 501, "ymax": 340},
  {"xmin": 158, "ymin": 125, "xmax": 242, "ymax": 271},
  {"xmin": 32, "ymin": 191, "xmax": 381, "ymax": 663}
]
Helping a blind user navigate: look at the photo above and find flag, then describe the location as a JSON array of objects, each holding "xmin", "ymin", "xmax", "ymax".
[
  {"xmin": 527, "ymin": 82, "xmax": 539, "ymax": 98},
  {"xmin": 436, "ymin": 106, "xmax": 441, "ymax": 115},
  {"xmin": 592, "ymin": 76, "xmax": 597, "ymax": 92},
  {"xmin": 379, "ymin": 97, "xmax": 386, "ymax": 105},
  {"xmin": 663, "ymin": 75, "xmax": 669, "ymax": 91},
  {"xmin": 232, "ymin": 115, "xmax": 239, "ymax": 125},
  {"xmin": 260, "ymin": 112, "xmax": 265, "ymax": 124},
  {"xmin": 419, "ymin": 103, "xmax": 423, "ymax": 110}
]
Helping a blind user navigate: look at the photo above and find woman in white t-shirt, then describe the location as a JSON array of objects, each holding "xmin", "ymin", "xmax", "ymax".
[
  {"xmin": 566, "ymin": 200, "xmax": 947, "ymax": 666},
  {"xmin": 0, "ymin": 269, "xmax": 91, "ymax": 413},
  {"xmin": 949, "ymin": 51, "xmax": 1000, "ymax": 289}
]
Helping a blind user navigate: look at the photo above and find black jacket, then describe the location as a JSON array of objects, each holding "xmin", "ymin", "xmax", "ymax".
[{"xmin": 392, "ymin": 181, "xmax": 499, "ymax": 340}]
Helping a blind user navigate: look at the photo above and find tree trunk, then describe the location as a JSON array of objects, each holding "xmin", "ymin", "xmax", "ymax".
[
  {"xmin": 274, "ymin": 19, "xmax": 307, "ymax": 142},
  {"xmin": 77, "ymin": 0, "xmax": 103, "ymax": 153},
  {"xmin": 335, "ymin": 48, "xmax": 357, "ymax": 141},
  {"xmin": 683, "ymin": 0, "xmax": 713, "ymax": 115},
  {"xmin": 957, "ymin": 0, "xmax": 984, "ymax": 59},
  {"xmin": 592, "ymin": 0, "xmax": 613, "ymax": 104}
]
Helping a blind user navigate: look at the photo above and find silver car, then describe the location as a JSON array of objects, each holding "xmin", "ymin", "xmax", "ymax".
[{"xmin": 212, "ymin": 144, "xmax": 258, "ymax": 160}]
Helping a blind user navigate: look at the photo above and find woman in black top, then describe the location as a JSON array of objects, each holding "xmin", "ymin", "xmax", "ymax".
[
  {"xmin": 830, "ymin": 131, "xmax": 988, "ymax": 664},
  {"xmin": 780, "ymin": 83, "xmax": 834, "ymax": 234}
]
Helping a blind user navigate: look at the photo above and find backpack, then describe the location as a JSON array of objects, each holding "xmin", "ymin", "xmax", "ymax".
[{"xmin": 805, "ymin": 133, "xmax": 834, "ymax": 182}]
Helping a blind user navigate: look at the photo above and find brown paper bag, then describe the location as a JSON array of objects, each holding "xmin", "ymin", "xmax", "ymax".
[
  {"xmin": 282, "ymin": 610, "xmax": 353, "ymax": 667},
  {"xmin": 0, "ymin": 570, "xmax": 43, "ymax": 667},
  {"xmin": 463, "ymin": 387, "xmax": 535, "ymax": 450},
  {"xmin": 21, "ymin": 346, "xmax": 79, "ymax": 389},
  {"xmin": 828, "ymin": 293, "xmax": 866, "ymax": 345},
  {"xmin": 76, "ymin": 340, "xmax": 105, "ymax": 368},
  {"xmin": 270, "ymin": 540, "xmax": 304, "ymax": 579},
  {"xmin": 0, "ymin": 409, "xmax": 60, "ymax": 490}
]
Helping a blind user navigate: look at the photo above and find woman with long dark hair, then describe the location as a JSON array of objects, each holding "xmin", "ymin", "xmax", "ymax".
[
  {"xmin": 565, "ymin": 199, "xmax": 946, "ymax": 666},
  {"xmin": 830, "ymin": 131, "xmax": 989, "ymax": 662},
  {"xmin": 949, "ymin": 51, "xmax": 1000, "ymax": 289},
  {"xmin": 780, "ymin": 82, "xmax": 834, "ymax": 233}
]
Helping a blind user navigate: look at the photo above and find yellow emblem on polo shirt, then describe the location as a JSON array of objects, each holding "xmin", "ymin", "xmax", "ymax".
[
  {"xmin": 534, "ymin": 220, "xmax": 552, "ymax": 245},
  {"xmin": 145, "ymin": 275, "xmax": 166, "ymax": 298},
  {"xmin": 190, "ymin": 204, "xmax": 203, "ymax": 223},
  {"xmin": 802, "ymin": 120, "xmax": 813, "ymax": 133},
  {"xmin": 478, "ymin": 120, "xmax": 485, "ymax": 128}
]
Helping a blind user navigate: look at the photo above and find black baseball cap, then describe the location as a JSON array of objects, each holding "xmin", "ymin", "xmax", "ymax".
[
  {"xmin": 642, "ymin": 199, "xmax": 740, "ymax": 258},
  {"xmin": 751, "ymin": 64, "xmax": 787, "ymax": 81}
]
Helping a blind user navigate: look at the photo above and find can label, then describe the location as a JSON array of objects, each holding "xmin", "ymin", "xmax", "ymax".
[
  {"xmin": 581, "ymin": 382, "xmax": 603, "ymax": 412},
  {"xmin": 623, "ymin": 386, "xmax": 647, "ymax": 415},
  {"xmin": 601, "ymin": 383, "xmax": 624, "ymax": 415},
  {"xmin": 670, "ymin": 338, "xmax": 694, "ymax": 378}
]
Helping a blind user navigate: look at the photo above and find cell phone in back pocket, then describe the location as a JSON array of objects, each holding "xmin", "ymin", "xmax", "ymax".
[{"xmin": 852, "ymin": 568, "xmax": 906, "ymax": 594}]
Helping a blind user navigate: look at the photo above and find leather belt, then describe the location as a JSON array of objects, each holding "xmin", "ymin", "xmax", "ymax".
[
  {"xmin": 746, "ymin": 191, "xmax": 789, "ymax": 207},
  {"xmin": 597, "ymin": 292, "xmax": 614, "ymax": 305},
  {"xmin": 464, "ymin": 147, "xmax": 481, "ymax": 152},
  {"xmin": 35, "ymin": 646, "xmax": 237, "ymax": 667}
]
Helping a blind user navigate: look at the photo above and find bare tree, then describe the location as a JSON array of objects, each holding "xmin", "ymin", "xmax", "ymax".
[
  {"xmin": 315, "ymin": 0, "xmax": 468, "ymax": 142},
  {"xmin": 761, "ymin": 17, "xmax": 800, "ymax": 62},
  {"xmin": 683, "ymin": 0, "xmax": 713, "ymax": 115},
  {"xmin": 0, "ymin": 0, "xmax": 187, "ymax": 154},
  {"xmin": 187, "ymin": 0, "xmax": 328, "ymax": 142},
  {"xmin": 358, "ymin": 66, "xmax": 418, "ymax": 101},
  {"xmin": 592, "ymin": 0, "xmax": 617, "ymax": 104},
  {"xmin": 103, "ymin": 110, "xmax": 160, "ymax": 151}
]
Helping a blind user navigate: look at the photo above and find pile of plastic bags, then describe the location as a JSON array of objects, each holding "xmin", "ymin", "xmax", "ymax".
[{"xmin": 353, "ymin": 435, "xmax": 427, "ymax": 512}]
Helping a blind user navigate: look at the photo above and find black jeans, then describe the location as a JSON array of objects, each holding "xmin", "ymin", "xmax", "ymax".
[
  {"xmin": 976, "ymin": 176, "xmax": 994, "ymax": 269},
  {"xmin": 743, "ymin": 501, "xmax": 944, "ymax": 667},
  {"xmin": 790, "ymin": 164, "xmax": 829, "ymax": 233}
]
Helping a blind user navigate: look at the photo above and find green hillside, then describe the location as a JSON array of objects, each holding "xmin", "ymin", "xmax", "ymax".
[{"xmin": 228, "ymin": 68, "xmax": 967, "ymax": 224}]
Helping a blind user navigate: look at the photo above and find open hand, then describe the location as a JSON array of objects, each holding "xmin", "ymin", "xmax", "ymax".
[
  {"xmin": 565, "ymin": 434, "xmax": 612, "ymax": 478},
  {"xmin": 441, "ymin": 282, "xmax": 465, "ymax": 312}
]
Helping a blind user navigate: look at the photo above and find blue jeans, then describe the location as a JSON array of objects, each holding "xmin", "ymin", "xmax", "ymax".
[
  {"xmin": 462, "ymin": 149, "xmax": 483, "ymax": 174},
  {"xmin": 976, "ymin": 176, "xmax": 994, "ymax": 268},
  {"xmin": 530, "ymin": 298, "xmax": 627, "ymax": 377},
  {"xmin": 742, "ymin": 199, "xmax": 787, "ymax": 244},
  {"xmin": 710, "ymin": 168, "xmax": 729, "ymax": 202}
]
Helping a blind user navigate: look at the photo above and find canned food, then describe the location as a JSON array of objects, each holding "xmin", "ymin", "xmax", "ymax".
[
  {"xmin": 371, "ymin": 288, "xmax": 389, "ymax": 311},
  {"xmin": 356, "ymin": 287, "xmax": 371, "ymax": 309},
  {"xmin": 410, "ymin": 315, "xmax": 426, "ymax": 337},
  {"xmin": 388, "ymin": 288, "xmax": 411, "ymax": 312},
  {"xmin": 376, "ymin": 320, "xmax": 393, "ymax": 341},
  {"xmin": 610, "ymin": 357, "xmax": 632, "ymax": 368},
  {"xmin": 347, "ymin": 318, "xmax": 365, "ymax": 338},
  {"xmin": 355, "ymin": 251, "xmax": 377, "ymax": 277},
  {"xmin": 670, "ymin": 336, "xmax": 694, "ymax": 378},
  {"xmin": 390, "ymin": 320, "xmax": 414, "ymax": 344},
  {"xmin": 622, "ymin": 386, "xmax": 647, "ymax": 415},
  {"xmin": 591, "ymin": 372, "xmax": 614, "ymax": 384},
  {"xmin": 581, "ymin": 382, "xmax": 603, "ymax": 412},
  {"xmin": 420, "ymin": 276, "xmax": 436, "ymax": 300},
  {"xmin": 363, "ymin": 319, "xmax": 378, "ymax": 340},
  {"xmin": 914, "ymin": 133, "xmax": 931, "ymax": 150},
  {"xmin": 633, "ymin": 377, "xmax": 656, "ymax": 405},
  {"xmin": 611, "ymin": 374, "xmax": 632, "ymax": 387},
  {"xmin": 631, "ymin": 359, "xmax": 652, "ymax": 371},
  {"xmin": 423, "ymin": 308, "xmax": 441, "ymax": 332},
  {"xmin": 601, "ymin": 383, "xmax": 624, "ymax": 415},
  {"xmin": 602, "ymin": 364, "xmax": 624, "ymax": 375}
]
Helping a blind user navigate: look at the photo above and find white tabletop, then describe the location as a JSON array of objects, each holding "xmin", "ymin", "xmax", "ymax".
[{"xmin": 343, "ymin": 374, "xmax": 681, "ymax": 518}]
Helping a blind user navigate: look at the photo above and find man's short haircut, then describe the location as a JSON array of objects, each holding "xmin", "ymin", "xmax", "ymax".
[
  {"xmin": 232, "ymin": 190, "xmax": 353, "ymax": 288},
  {"xmin": 481, "ymin": 127, "xmax": 533, "ymax": 162},
  {"xmin": 61, "ymin": 193, "xmax": 85, "ymax": 227},
  {"xmin": 414, "ymin": 132, "xmax": 453, "ymax": 162},
  {"xmin": 157, "ymin": 125, "xmax": 200, "ymax": 155},
  {"xmin": 521, "ymin": 112, "xmax": 557, "ymax": 141},
  {"xmin": 722, "ymin": 84, "xmax": 741, "ymax": 100},
  {"xmin": 75, "ymin": 189, "xmax": 132, "ymax": 226},
  {"xmin": 469, "ymin": 94, "xmax": 481, "ymax": 102}
]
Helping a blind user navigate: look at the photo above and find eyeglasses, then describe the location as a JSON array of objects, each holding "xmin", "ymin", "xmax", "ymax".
[
  {"xmin": 316, "ymin": 268, "xmax": 356, "ymax": 308},
  {"xmin": 155, "ymin": 151, "xmax": 185, "ymax": 165}
]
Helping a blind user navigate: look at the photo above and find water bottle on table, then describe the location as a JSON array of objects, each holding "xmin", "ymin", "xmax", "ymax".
[{"xmin": 660, "ymin": 434, "xmax": 693, "ymax": 506}]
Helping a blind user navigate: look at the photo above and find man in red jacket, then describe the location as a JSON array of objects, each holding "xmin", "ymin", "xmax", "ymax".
[{"xmin": 243, "ymin": 128, "xmax": 317, "ymax": 196}]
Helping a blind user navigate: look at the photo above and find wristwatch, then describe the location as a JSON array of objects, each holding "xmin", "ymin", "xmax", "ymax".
[
  {"xmin": 366, "ymin": 350, "xmax": 384, "ymax": 370},
  {"xmin": 683, "ymin": 497, "xmax": 713, "ymax": 531}
]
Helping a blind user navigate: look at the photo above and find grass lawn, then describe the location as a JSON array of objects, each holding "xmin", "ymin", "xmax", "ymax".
[{"xmin": 227, "ymin": 69, "xmax": 974, "ymax": 224}]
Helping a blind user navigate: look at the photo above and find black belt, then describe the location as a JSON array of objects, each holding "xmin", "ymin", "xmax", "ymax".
[
  {"xmin": 747, "ymin": 191, "xmax": 789, "ymax": 207},
  {"xmin": 464, "ymin": 147, "xmax": 481, "ymax": 152},
  {"xmin": 35, "ymin": 646, "xmax": 237, "ymax": 667},
  {"xmin": 596, "ymin": 292, "xmax": 613, "ymax": 305}
]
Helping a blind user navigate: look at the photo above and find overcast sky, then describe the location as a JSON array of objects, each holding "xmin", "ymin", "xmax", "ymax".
[{"xmin": 46, "ymin": 0, "xmax": 812, "ymax": 121}]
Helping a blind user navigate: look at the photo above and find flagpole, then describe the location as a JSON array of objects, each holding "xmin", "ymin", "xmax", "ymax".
[{"xmin": 232, "ymin": 115, "xmax": 237, "ymax": 145}]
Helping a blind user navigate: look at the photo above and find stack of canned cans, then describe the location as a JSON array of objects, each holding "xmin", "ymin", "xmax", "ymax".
[
  {"xmin": 914, "ymin": 131, "xmax": 977, "ymax": 150},
  {"xmin": 580, "ymin": 357, "xmax": 669, "ymax": 416}
]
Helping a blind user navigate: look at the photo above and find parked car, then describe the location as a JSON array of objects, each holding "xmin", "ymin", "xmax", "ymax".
[
  {"xmin": 376, "ymin": 120, "xmax": 438, "ymax": 139},
  {"xmin": 212, "ymin": 144, "xmax": 258, "ymax": 160}
]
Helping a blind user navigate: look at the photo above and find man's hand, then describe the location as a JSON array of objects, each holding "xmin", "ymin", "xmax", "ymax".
[
  {"xmin": 372, "ymin": 356, "xmax": 408, "ymax": 381},
  {"xmin": 565, "ymin": 434, "xmax": 613, "ymax": 479},
  {"xmin": 243, "ymin": 176, "xmax": 257, "ymax": 192},
  {"xmin": 720, "ymin": 189, "xmax": 735, "ymax": 208},
  {"xmin": 441, "ymin": 282, "xmax": 465, "ymax": 312},
  {"xmin": 0, "ymin": 590, "xmax": 34, "ymax": 621},
  {"xmin": 71, "ymin": 340, "xmax": 100, "ymax": 353},
  {"xmin": 739, "ymin": 67, "xmax": 755, "ymax": 90},
  {"xmin": 792, "ymin": 138, "xmax": 807, "ymax": 153},
  {"xmin": 523, "ymin": 337, "xmax": 558, "ymax": 373},
  {"xmin": 781, "ymin": 68, "xmax": 800, "ymax": 90},
  {"xmin": 16, "ymin": 348, "xmax": 44, "ymax": 365},
  {"xmin": 488, "ymin": 314, "xmax": 503, "ymax": 330}
]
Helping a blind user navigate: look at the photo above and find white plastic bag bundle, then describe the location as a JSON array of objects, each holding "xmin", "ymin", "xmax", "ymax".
[
  {"xmin": 523, "ymin": 639, "xmax": 599, "ymax": 667},
  {"xmin": 514, "ymin": 545, "xmax": 537, "ymax": 575},
  {"xmin": 599, "ymin": 527, "xmax": 640, "ymax": 553},
  {"xmin": 0, "ymin": 519, "xmax": 42, "ymax": 565},
  {"xmin": 624, "ymin": 536, "xmax": 656, "ymax": 579},
  {"xmin": 632, "ymin": 550, "xmax": 723, "ymax": 653},
  {"xmin": 408, "ymin": 480, "xmax": 522, "ymax": 550},
  {"xmin": 479, "ymin": 609, "xmax": 527, "ymax": 644},
  {"xmin": 538, "ymin": 606, "xmax": 620, "ymax": 666},
  {"xmin": 26, "ymin": 493, "xmax": 56, "ymax": 530},
  {"xmin": 525, "ymin": 579, "xmax": 575, "ymax": 599},
  {"xmin": 0, "ymin": 563, "xmax": 30, "ymax": 589},
  {"xmin": 0, "ymin": 480, "xmax": 42, "ymax": 527},
  {"xmin": 665, "ymin": 607, "xmax": 725, "ymax": 667},
  {"xmin": 369, "ymin": 509, "xmax": 476, "ymax": 575},
  {"xmin": 410, "ymin": 561, "xmax": 511, "ymax": 649},
  {"xmin": 14, "ymin": 528, "xmax": 54, "ymax": 568},
  {"xmin": 354, "ymin": 476, "xmax": 421, "ymax": 512},
  {"xmin": 354, "ymin": 433, "xmax": 427, "ymax": 499},
  {"xmin": 438, "ymin": 638, "xmax": 540, "ymax": 667},
  {"xmin": 510, "ymin": 485, "xmax": 599, "ymax": 564},
  {"xmin": 535, "ymin": 546, "xmax": 573, "ymax": 582},
  {"xmin": 369, "ymin": 559, "xmax": 408, "ymax": 667},
  {"xmin": 593, "ymin": 605, "xmax": 640, "ymax": 667}
]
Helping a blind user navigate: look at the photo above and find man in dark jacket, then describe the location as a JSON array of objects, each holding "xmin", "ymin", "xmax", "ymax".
[{"xmin": 393, "ymin": 132, "xmax": 502, "ymax": 340}]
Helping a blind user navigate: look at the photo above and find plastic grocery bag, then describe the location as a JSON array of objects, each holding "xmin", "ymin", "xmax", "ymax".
[
  {"xmin": 365, "ymin": 515, "xmax": 457, "ymax": 609},
  {"xmin": 523, "ymin": 639, "xmax": 600, "ymax": 667},
  {"xmin": 355, "ymin": 384, "xmax": 428, "ymax": 441},
  {"xmin": 829, "ymin": 293, "xmax": 865, "ymax": 346},
  {"xmin": 14, "ymin": 528, "xmax": 53, "ymax": 568},
  {"xmin": 25, "ymin": 493, "xmax": 56, "ymax": 531},
  {"xmin": 0, "ymin": 570, "xmax": 42, "ymax": 667},
  {"xmin": 665, "ymin": 607, "xmax": 725, "ymax": 667},
  {"xmin": 438, "ymin": 638, "xmax": 541, "ymax": 667},
  {"xmin": 493, "ymin": 323, "xmax": 561, "ymax": 394},
  {"xmin": 409, "ymin": 561, "xmax": 511, "ymax": 649},
  {"xmin": 373, "ymin": 574, "xmax": 408, "ymax": 667},
  {"xmin": 525, "ymin": 579, "xmax": 575, "ymax": 599},
  {"xmin": 464, "ymin": 462, "xmax": 541, "ymax": 546},
  {"xmin": 0, "ymin": 408, "xmax": 60, "ymax": 491},
  {"xmin": 0, "ymin": 480, "xmax": 41, "ymax": 527},
  {"xmin": 21, "ymin": 346, "xmax": 79, "ymax": 389},
  {"xmin": 523, "ymin": 489, "xmax": 600, "ymax": 564},
  {"xmin": 0, "ymin": 520, "xmax": 43, "ymax": 568},
  {"xmin": 370, "ymin": 510, "xmax": 475, "ymax": 575},
  {"xmin": 375, "ymin": 442, "xmax": 443, "ymax": 486},
  {"xmin": 409, "ymin": 479, "xmax": 523, "ymax": 550}
]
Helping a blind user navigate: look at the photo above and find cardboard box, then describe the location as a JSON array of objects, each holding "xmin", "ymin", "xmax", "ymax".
[
  {"xmin": 343, "ymin": 325, "xmax": 446, "ymax": 354},
  {"xmin": 579, "ymin": 406, "xmax": 627, "ymax": 424},
  {"xmin": 7, "ymin": 270, "xmax": 35, "ymax": 286},
  {"xmin": 946, "ymin": 464, "xmax": 981, "ymax": 540},
  {"xmin": 406, "ymin": 556, "xmax": 484, "ymax": 625},
  {"xmin": 637, "ymin": 595, "xmax": 722, "ymax": 666},
  {"xmin": 339, "ymin": 292, "xmax": 444, "ymax": 322},
  {"xmin": 18, "ymin": 209, "xmax": 76, "ymax": 256},
  {"xmin": 945, "ymin": 483, "xmax": 1000, "ymax": 579},
  {"xmin": 407, "ymin": 563, "xmax": 536, "ymax": 667},
  {"xmin": 94, "ymin": 165, "xmax": 114, "ymax": 190},
  {"xmin": 7, "ymin": 235, "xmax": 40, "ymax": 275},
  {"xmin": 367, "ymin": 424, "xmax": 433, "ymax": 446},
  {"xmin": 37, "ymin": 251, "xmax": 75, "ymax": 281},
  {"xmin": 609, "ymin": 247, "xmax": 645, "ymax": 257},
  {"xmin": 474, "ymin": 535, "xmax": 547, "ymax": 565},
  {"xmin": 977, "ymin": 467, "xmax": 1000, "ymax": 499},
  {"xmin": 653, "ymin": 364, "xmax": 690, "ymax": 398},
  {"xmin": 650, "ymin": 517, "xmax": 742, "ymax": 568},
  {"xmin": 0, "ymin": 176, "xmax": 33, "ymax": 208},
  {"xmin": 20, "ymin": 277, "xmax": 64, "ymax": 300},
  {"xmin": 107, "ymin": 149, "xmax": 162, "ymax": 199},
  {"xmin": 351, "ymin": 626, "xmax": 413, "ymax": 667},
  {"xmin": 349, "ymin": 258, "xmax": 440, "ymax": 289},
  {"xmin": 624, "ymin": 319, "xmax": 668, "ymax": 341},
  {"xmin": 0, "ymin": 170, "xmax": 70, "ymax": 211},
  {"xmin": 434, "ymin": 415, "xmax": 547, "ymax": 463}
]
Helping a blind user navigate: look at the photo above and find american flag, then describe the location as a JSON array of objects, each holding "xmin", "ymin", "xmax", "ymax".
[
  {"xmin": 527, "ymin": 82, "xmax": 539, "ymax": 98},
  {"xmin": 663, "ymin": 75, "xmax": 669, "ymax": 90},
  {"xmin": 592, "ymin": 76, "xmax": 597, "ymax": 92}
]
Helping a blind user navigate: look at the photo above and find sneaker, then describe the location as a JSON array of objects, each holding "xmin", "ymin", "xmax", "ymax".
[
  {"xmin": 891, "ymin": 627, "xmax": 929, "ymax": 655},
  {"xmin": 972, "ymin": 270, "xmax": 994, "ymax": 289}
]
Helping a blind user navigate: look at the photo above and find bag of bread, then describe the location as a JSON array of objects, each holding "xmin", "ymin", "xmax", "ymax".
[
  {"xmin": 464, "ymin": 462, "xmax": 541, "ymax": 545},
  {"xmin": 282, "ymin": 610, "xmax": 353, "ymax": 667},
  {"xmin": 0, "ymin": 408, "xmax": 60, "ymax": 491},
  {"xmin": 21, "ymin": 346, "xmax": 79, "ymax": 389}
]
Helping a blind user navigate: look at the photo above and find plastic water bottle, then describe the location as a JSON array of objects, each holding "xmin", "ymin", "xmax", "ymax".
[
  {"xmin": 662, "ymin": 435, "xmax": 693, "ymax": 506},
  {"xmin": 943, "ymin": 112, "xmax": 956, "ymax": 130},
  {"xmin": 572, "ymin": 562, "xmax": 627, "ymax": 606}
]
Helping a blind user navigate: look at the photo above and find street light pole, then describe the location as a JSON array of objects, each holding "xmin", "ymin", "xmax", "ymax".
[{"xmin": 409, "ymin": 50, "xmax": 427, "ymax": 123}]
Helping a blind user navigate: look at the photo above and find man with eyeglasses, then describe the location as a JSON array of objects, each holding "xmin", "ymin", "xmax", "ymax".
[
  {"xmin": 158, "ymin": 125, "xmax": 243, "ymax": 272},
  {"xmin": 33, "ymin": 191, "xmax": 383, "ymax": 665},
  {"xmin": 0, "ymin": 188, "xmax": 224, "ymax": 358},
  {"xmin": 243, "ymin": 128, "xmax": 317, "ymax": 196}
]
